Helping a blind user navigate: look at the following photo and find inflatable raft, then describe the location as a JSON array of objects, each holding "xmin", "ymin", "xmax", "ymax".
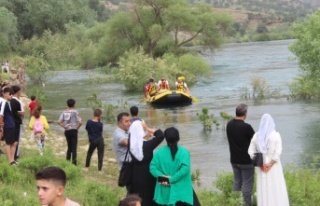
[{"xmin": 146, "ymin": 90, "xmax": 193, "ymax": 106}]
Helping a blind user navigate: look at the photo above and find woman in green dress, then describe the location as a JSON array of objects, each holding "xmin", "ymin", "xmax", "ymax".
[{"xmin": 150, "ymin": 127, "xmax": 193, "ymax": 206}]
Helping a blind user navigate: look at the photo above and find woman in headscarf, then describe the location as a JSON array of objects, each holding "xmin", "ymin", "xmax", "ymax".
[
  {"xmin": 129, "ymin": 120, "xmax": 164, "ymax": 206},
  {"xmin": 150, "ymin": 127, "xmax": 195, "ymax": 206},
  {"xmin": 248, "ymin": 114, "xmax": 289, "ymax": 206}
]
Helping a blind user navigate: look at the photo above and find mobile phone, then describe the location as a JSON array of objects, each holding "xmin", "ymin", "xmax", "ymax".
[{"xmin": 157, "ymin": 176, "xmax": 169, "ymax": 183}]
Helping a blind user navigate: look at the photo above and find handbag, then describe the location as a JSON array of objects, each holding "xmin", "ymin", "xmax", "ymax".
[
  {"xmin": 252, "ymin": 152, "xmax": 263, "ymax": 167},
  {"xmin": 118, "ymin": 135, "xmax": 132, "ymax": 187}
]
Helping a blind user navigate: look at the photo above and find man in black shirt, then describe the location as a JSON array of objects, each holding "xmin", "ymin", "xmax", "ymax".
[
  {"xmin": 226, "ymin": 104, "xmax": 255, "ymax": 206},
  {"xmin": 10, "ymin": 85, "xmax": 24, "ymax": 162}
]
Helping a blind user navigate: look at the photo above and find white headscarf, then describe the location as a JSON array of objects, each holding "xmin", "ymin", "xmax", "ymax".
[
  {"xmin": 257, "ymin": 113, "xmax": 276, "ymax": 154},
  {"xmin": 129, "ymin": 120, "xmax": 145, "ymax": 161}
]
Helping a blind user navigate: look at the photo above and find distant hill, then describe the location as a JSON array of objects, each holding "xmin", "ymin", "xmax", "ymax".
[
  {"xmin": 302, "ymin": 0, "xmax": 320, "ymax": 7},
  {"xmin": 106, "ymin": 0, "xmax": 317, "ymax": 38}
]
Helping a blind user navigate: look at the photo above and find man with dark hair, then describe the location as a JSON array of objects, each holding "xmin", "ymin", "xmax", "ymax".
[
  {"xmin": 10, "ymin": 85, "xmax": 24, "ymax": 162},
  {"xmin": 130, "ymin": 106, "xmax": 142, "ymax": 123},
  {"xmin": 113, "ymin": 112, "xmax": 131, "ymax": 169},
  {"xmin": 226, "ymin": 103, "xmax": 255, "ymax": 206},
  {"xmin": 35, "ymin": 166, "xmax": 80, "ymax": 206},
  {"xmin": 58, "ymin": 99, "xmax": 82, "ymax": 165},
  {"xmin": 0, "ymin": 87, "xmax": 16, "ymax": 165}
]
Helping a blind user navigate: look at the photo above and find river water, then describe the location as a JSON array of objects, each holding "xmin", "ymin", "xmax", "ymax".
[{"xmin": 35, "ymin": 39, "xmax": 320, "ymax": 188}]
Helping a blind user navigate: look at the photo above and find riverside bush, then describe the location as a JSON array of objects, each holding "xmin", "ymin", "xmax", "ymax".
[
  {"xmin": 197, "ymin": 107, "xmax": 219, "ymax": 130},
  {"xmin": 118, "ymin": 48, "xmax": 211, "ymax": 92}
]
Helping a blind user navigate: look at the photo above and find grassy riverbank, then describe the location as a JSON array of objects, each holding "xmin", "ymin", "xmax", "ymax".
[{"xmin": 1, "ymin": 121, "xmax": 320, "ymax": 205}]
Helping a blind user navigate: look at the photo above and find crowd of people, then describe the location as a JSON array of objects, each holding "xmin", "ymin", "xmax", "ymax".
[
  {"xmin": 113, "ymin": 106, "xmax": 199, "ymax": 206},
  {"xmin": 0, "ymin": 75, "xmax": 290, "ymax": 205},
  {"xmin": 144, "ymin": 76, "xmax": 189, "ymax": 98}
]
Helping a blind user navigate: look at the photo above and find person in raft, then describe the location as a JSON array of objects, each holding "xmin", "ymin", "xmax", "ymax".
[{"xmin": 175, "ymin": 76, "xmax": 189, "ymax": 94}]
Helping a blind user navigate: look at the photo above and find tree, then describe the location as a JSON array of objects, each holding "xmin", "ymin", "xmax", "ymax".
[
  {"xmin": 98, "ymin": 0, "xmax": 233, "ymax": 64},
  {"xmin": 0, "ymin": 0, "xmax": 97, "ymax": 38},
  {"xmin": 289, "ymin": 10, "xmax": 320, "ymax": 99},
  {"xmin": 117, "ymin": 48, "xmax": 210, "ymax": 92},
  {"xmin": 0, "ymin": 7, "xmax": 19, "ymax": 53}
]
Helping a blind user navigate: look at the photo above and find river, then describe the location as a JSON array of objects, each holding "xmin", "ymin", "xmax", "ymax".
[{"xmin": 34, "ymin": 39, "xmax": 320, "ymax": 189}]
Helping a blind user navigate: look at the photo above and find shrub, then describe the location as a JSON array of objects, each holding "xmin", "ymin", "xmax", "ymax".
[
  {"xmin": 197, "ymin": 107, "xmax": 220, "ymax": 130},
  {"xmin": 117, "ymin": 48, "xmax": 211, "ymax": 92},
  {"xmin": 241, "ymin": 75, "xmax": 281, "ymax": 100}
]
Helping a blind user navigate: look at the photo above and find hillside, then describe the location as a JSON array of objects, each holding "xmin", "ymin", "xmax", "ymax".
[
  {"xmin": 107, "ymin": 0, "xmax": 315, "ymax": 26},
  {"xmin": 302, "ymin": 0, "xmax": 320, "ymax": 6}
]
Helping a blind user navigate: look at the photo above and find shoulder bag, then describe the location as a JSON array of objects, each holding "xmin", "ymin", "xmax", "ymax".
[
  {"xmin": 252, "ymin": 152, "xmax": 263, "ymax": 167},
  {"xmin": 118, "ymin": 135, "xmax": 132, "ymax": 187}
]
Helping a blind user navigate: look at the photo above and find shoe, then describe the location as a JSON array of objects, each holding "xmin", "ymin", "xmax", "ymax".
[
  {"xmin": 14, "ymin": 160, "xmax": 19, "ymax": 165},
  {"xmin": 10, "ymin": 161, "xmax": 18, "ymax": 166}
]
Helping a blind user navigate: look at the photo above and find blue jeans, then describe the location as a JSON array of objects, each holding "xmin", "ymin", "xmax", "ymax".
[{"xmin": 231, "ymin": 163, "xmax": 254, "ymax": 206}]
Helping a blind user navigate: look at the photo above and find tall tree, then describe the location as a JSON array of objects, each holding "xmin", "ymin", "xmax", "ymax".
[
  {"xmin": 0, "ymin": 0, "xmax": 97, "ymax": 39},
  {"xmin": 0, "ymin": 7, "xmax": 19, "ymax": 53},
  {"xmin": 98, "ymin": 0, "xmax": 233, "ymax": 64},
  {"xmin": 289, "ymin": 10, "xmax": 320, "ymax": 99}
]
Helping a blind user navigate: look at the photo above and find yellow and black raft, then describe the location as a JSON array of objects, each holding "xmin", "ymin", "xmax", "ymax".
[{"xmin": 146, "ymin": 90, "xmax": 195, "ymax": 106}]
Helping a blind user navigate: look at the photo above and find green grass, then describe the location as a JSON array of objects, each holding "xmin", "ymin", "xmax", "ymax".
[{"xmin": 1, "ymin": 127, "xmax": 320, "ymax": 205}]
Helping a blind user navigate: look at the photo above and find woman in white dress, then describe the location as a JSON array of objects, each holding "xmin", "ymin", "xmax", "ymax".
[{"xmin": 248, "ymin": 113, "xmax": 289, "ymax": 206}]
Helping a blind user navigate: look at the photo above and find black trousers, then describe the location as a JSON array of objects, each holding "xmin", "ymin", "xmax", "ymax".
[
  {"xmin": 85, "ymin": 137, "xmax": 105, "ymax": 170},
  {"xmin": 65, "ymin": 129, "xmax": 78, "ymax": 165}
]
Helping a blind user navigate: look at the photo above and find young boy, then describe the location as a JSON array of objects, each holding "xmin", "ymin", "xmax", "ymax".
[
  {"xmin": 83, "ymin": 108, "xmax": 104, "ymax": 173},
  {"xmin": 10, "ymin": 85, "xmax": 24, "ymax": 162},
  {"xmin": 0, "ymin": 87, "xmax": 17, "ymax": 165},
  {"xmin": 35, "ymin": 166, "xmax": 80, "ymax": 206},
  {"xmin": 58, "ymin": 99, "xmax": 82, "ymax": 165},
  {"xmin": 28, "ymin": 95, "xmax": 39, "ymax": 118}
]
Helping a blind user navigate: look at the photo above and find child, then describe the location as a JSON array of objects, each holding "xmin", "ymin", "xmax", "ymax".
[
  {"xmin": 35, "ymin": 166, "xmax": 80, "ymax": 206},
  {"xmin": 119, "ymin": 194, "xmax": 142, "ymax": 206},
  {"xmin": 28, "ymin": 95, "xmax": 39, "ymax": 119},
  {"xmin": 58, "ymin": 98, "xmax": 82, "ymax": 165},
  {"xmin": 29, "ymin": 105, "xmax": 49, "ymax": 155},
  {"xmin": 83, "ymin": 108, "xmax": 104, "ymax": 173},
  {"xmin": 0, "ymin": 87, "xmax": 16, "ymax": 165}
]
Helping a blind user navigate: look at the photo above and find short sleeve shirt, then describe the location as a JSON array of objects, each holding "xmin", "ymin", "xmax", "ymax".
[
  {"xmin": 58, "ymin": 109, "xmax": 81, "ymax": 130},
  {"xmin": 113, "ymin": 127, "xmax": 130, "ymax": 169},
  {"xmin": 10, "ymin": 97, "xmax": 24, "ymax": 125}
]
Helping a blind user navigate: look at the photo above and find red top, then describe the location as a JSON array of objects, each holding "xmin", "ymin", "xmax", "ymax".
[{"xmin": 29, "ymin": 101, "xmax": 39, "ymax": 115}]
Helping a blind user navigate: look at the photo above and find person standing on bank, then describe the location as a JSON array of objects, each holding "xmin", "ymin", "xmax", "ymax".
[
  {"xmin": 0, "ymin": 87, "xmax": 17, "ymax": 165},
  {"xmin": 10, "ymin": 85, "xmax": 24, "ymax": 162},
  {"xmin": 150, "ymin": 127, "xmax": 194, "ymax": 206},
  {"xmin": 248, "ymin": 114, "xmax": 289, "ymax": 206},
  {"xmin": 128, "ymin": 120, "xmax": 164, "ymax": 206},
  {"xmin": 113, "ymin": 112, "xmax": 131, "ymax": 169},
  {"xmin": 83, "ymin": 108, "xmax": 105, "ymax": 173},
  {"xmin": 226, "ymin": 104, "xmax": 255, "ymax": 206},
  {"xmin": 58, "ymin": 99, "xmax": 82, "ymax": 165}
]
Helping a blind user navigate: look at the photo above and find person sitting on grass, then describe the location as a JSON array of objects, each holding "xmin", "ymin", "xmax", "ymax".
[
  {"xmin": 29, "ymin": 105, "xmax": 49, "ymax": 155},
  {"xmin": 35, "ymin": 166, "xmax": 80, "ymax": 206},
  {"xmin": 83, "ymin": 108, "xmax": 105, "ymax": 173}
]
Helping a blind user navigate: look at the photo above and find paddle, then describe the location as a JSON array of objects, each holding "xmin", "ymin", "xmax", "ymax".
[{"xmin": 192, "ymin": 96, "xmax": 199, "ymax": 103}]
